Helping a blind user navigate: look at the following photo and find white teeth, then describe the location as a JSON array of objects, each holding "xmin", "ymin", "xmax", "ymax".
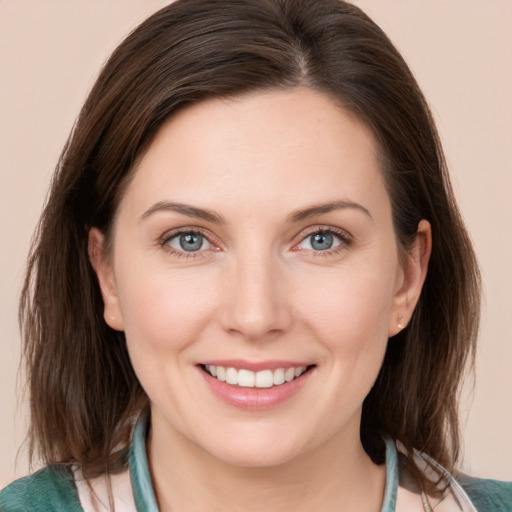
[
  {"xmin": 226, "ymin": 367, "xmax": 238, "ymax": 385},
  {"xmin": 238, "ymin": 369, "xmax": 255, "ymax": 388},
  {"xmin": 285, "ymin": 367, "xmax": 295, "ymax": 382},
  {"xmin": 273, "ymin": 368, "xmax": 285, "ymax": 385},
  {"xmin": 205, "ymin": 365, "xmax": 308, "ymax": 388},
  {"xmin": 216, "ymin": 366, "xmax": 226, "ymax": 382},
  {"xmin": 255, "ymin": 370, "xmax": 273, "ymax": 388}
]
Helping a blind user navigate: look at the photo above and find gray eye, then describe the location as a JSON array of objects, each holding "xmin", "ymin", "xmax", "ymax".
[
  {"xmin": 169, "ymin": 232, "xmax": 210, "ymax": 252},
  {"xmin": 180, "ymin": 233, "xmax": 203, "ymax": 251},
  {"xmin": 297, "ymin": 231, "xmax": 342, "ymax": 251},
  {"xmin": 310, "ymin": 232, "xmax": 334, "ymax": 250}
]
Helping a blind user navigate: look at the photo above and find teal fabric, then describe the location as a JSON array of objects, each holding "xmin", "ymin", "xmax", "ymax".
[
  {"xmin": 129, "ymin": 415, "xmax": 159, "ymax": 511},
  {"xmin": 458, "ymin": 474, "xmax": 512, "ymax": 512},
  {"xmin": 381, "ymin": 439, "xmax": 398, "ymax": 512},
  {"xmin": 1, "ymin": 420, "xmax": 511, "ymax": 511},
  {"xmin": 0, "ymin": 464, "xmax": 83, "ymax": 512}
]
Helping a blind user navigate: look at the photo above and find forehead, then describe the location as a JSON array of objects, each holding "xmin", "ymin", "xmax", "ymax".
[{"xmin": 120, "ymin": 87, "xmax": 389, "ymax": 220}]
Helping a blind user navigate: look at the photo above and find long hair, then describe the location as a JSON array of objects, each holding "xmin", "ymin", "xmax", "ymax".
[{"xmin": 21, "ymin": 0, "xmax": 480, "ymax": 487}]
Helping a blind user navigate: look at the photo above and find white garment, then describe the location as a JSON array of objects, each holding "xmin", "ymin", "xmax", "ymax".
[{"xmin": 74, "ymin": 467, "xmax": 135, "ymax": 512}]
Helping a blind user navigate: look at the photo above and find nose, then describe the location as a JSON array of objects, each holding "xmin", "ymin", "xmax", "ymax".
[{"xmin": 219, "ymin": 251, "xmax": 292, "ymax": 341}]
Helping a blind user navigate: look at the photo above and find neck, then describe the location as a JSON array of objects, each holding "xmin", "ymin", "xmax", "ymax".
[{"xmin": 148, "ymin": 416, "xmax": 386, "ymax": 512}]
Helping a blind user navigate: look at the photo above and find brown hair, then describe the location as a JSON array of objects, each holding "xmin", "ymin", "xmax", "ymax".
[{"xmin": 21, "ymin": 0, "xmax": 480, "ymax": 490}]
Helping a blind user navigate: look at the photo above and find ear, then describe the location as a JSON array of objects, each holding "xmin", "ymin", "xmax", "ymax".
[
  {"xmin": 88, "ymin": 227, "xmax": 124, "ymax": 331},
  {"xmin": 388, "ymin": 220, "xmax": 432, "ymax": 337}
]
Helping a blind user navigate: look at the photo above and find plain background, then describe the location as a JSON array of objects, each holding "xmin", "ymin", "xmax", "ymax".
[{"xmin": 1, "ymin": 0, "xmax": 511, "ymax": 486}]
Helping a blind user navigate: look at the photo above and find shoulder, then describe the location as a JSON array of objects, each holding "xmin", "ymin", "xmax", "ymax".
[
  {"xmin": 395, "ymin": 440, "xmax": 512, "ymax": 511},
  {"xmin": 456, "ymin": 474, "xmax": 512, "ymax": 512},
  {"xmin": 0, "ymin": 465, "xmax": 83, "ymax": 512}
]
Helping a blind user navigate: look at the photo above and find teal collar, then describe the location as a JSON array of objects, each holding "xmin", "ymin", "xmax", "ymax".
[
  {"xmin": 129, "ymin": 415, "xmax": 399, "ymax": 512},
  {"xmin": 129, "ymin": 416, "xmax": 159, "ymax": 511},
  {"xmin": 382, "ymin": 438, "xmax": 399, "ymax": 511}
]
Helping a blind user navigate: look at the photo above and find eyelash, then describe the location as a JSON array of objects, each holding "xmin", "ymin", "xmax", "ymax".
[
  {"xmin": 293, "ymin": 226, "xmax": 353, "ymax": 257},
  {"xmin": 160, "ymin": 228, "xmax": 217, "ymax": 259},
  {"xmin": 159, "ymin": 226, "xmax": 353, "ymax": 259}
]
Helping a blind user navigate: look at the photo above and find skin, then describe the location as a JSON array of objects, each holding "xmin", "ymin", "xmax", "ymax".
[{"xmin": 89, "ymin": 88, "xmax": 431, "ymax": 512}]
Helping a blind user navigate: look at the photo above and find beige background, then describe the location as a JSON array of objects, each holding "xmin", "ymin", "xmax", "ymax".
[{"xmin": 1, "ymin": 0, "xmax": 511, "ymax": 486}]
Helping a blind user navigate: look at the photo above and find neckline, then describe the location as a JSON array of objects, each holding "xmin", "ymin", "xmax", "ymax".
[
  {"xmin": 382, "ymin": 438, "xmax": 399, "ymax": 511},
  {"xmin": 129, "ymin": 415, "xmax": 159, "ymax": 511},
  {"xmin": 128, "ymin": 415, "xmax": 399, "ymax": 512}
]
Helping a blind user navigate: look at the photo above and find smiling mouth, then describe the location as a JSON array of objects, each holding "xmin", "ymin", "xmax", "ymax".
[{"xmin": 202, "ymin": 364, "xmax": 314, "ymax": 388}]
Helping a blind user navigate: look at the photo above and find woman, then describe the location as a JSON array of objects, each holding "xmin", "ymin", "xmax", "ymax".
[{"xmin": 1, "ymin": 0, "xmax": 510, "ymax": 510}]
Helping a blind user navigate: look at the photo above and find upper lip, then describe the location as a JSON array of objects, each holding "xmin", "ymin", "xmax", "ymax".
[{"xmin": 199, "ymin": 359, "xmax": 314, "ymax": 372}]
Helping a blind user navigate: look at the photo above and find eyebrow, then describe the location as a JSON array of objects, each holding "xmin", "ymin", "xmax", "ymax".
[
  {"xmin": 140, "ymin": 201, "xmax": 225, "ymax": 224},
  {"xmin": 287, "ymin": 200, "xmax": 373, "ymax": 223},
  {"xmin": 140, "ymin": 199, "xmax": 372, "ymax": 224}
]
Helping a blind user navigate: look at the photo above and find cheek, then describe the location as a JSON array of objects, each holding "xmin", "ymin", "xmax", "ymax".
[
  {"xmin": 115, "ymin": 263, "xmax": 220, "ymax": 355},
  {"xmin": 297, "ymin": 264, "xmax": 395, "ymax": 410},
  {"xmin": 296, "ymin": 261, "xmax": 397, "ymax": 349},
  {"xmin": 114, "ymin": 264, "xmax": 224, "ymax": 413}
]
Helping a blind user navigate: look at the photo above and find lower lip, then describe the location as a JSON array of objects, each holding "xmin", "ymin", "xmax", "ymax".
[{"xmin": 198, "ymin": 367, "xmax": 313, "ymax": 410}]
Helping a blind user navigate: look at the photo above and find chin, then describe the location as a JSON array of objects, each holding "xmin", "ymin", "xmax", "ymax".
[{"xmin": 201, "ymin": 432, "xmax": 305, "ymax": 469}]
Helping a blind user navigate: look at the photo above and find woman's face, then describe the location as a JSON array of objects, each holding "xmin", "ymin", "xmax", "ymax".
[{"xmin": 91, "ymin": 88, "xmax": 428, "ymax": 467}]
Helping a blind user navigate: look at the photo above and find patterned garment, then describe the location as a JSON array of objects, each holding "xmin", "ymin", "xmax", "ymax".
[{"xmin": 1, "ymin": 417, "xmax": 511, "ymax": 511}]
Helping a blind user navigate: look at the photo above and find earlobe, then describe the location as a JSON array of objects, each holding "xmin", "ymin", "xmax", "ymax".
[
  {"xmin": 88, "ymin": 228, "xmax": 124, "ymax": 331},
  {"xmin": 388, "ymin": 220, "xmax": 432, "ymax": 337}
]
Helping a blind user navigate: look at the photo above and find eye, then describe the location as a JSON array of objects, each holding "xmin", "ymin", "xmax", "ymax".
[
  {"xmin": 299, "ymin": 231, "xmax": 340, "ymax": 251},
  {"xmin": 166, "ymin": 231, "xmax": 212, "ymax": 253},
  {"xmin": 295, "ymin": 228, "xmax": 350, "ymax": 253}
]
